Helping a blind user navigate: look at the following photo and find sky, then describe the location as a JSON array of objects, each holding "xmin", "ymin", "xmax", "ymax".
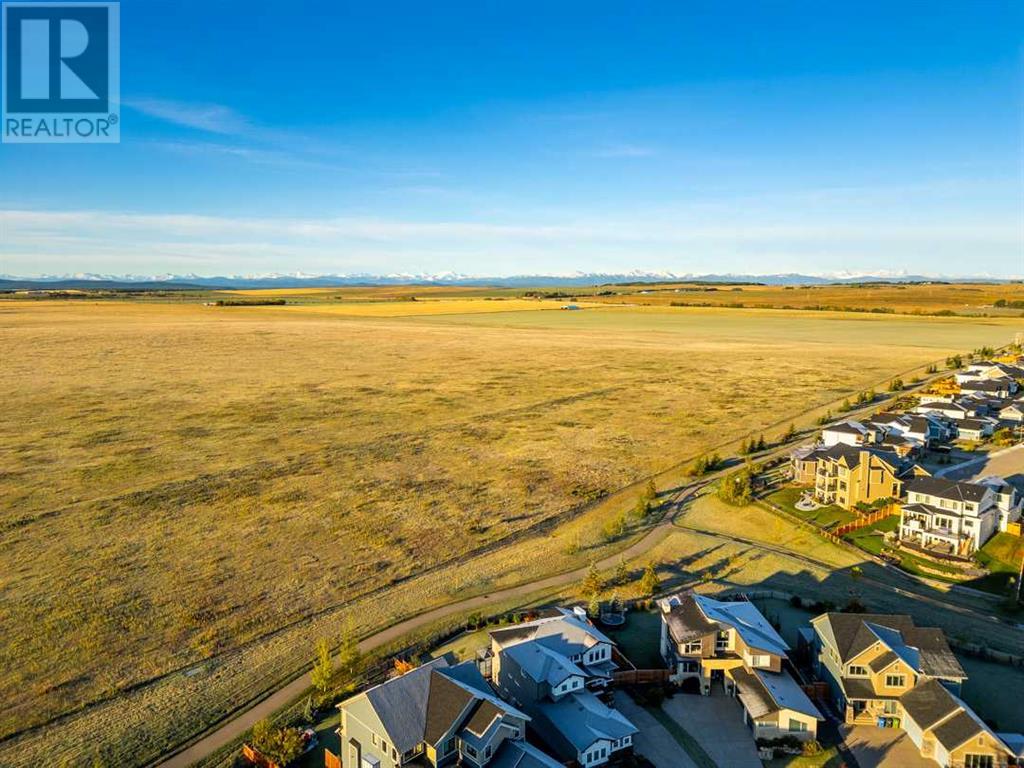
[{"xmin": 1, "ymin": 0, "xmax": 1023, "ymax": 278}]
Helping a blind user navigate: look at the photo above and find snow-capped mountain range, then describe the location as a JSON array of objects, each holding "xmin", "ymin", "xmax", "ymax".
[{"xmin": 0, "ymin": 269, "xmax": 1015, "ymax": 290}]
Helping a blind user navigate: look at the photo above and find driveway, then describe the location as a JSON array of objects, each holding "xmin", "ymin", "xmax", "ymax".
[
  {"xmin": 615, "ymin": 693, "xmax": 698, "ymax": 768},
  {"xmin": 661, "ymin": 691, "xmax": 761, "ymax": 768},
  {"xmin": 843, "ymin": 725, "xmax": 935, "ymax": 768}
]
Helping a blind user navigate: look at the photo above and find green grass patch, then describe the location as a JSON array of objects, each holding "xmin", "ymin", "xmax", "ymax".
[
  {"xmin": 842, "ymin": 515, "xmax": 898, "ymax": 556},
  {"xmin": 764, "ymin": 747, "xmax": 842, "ymax": 768},
  {"xmin": 609, "ymin": 610, "xmax": 664, "ymax": 669},
  {"xmin": 970, "ymin": 532, "xmax": 1024, "ymax": 595},
  {"xmin": 766, "ymin": 487, "xmax": 856, "ymax": 529}
]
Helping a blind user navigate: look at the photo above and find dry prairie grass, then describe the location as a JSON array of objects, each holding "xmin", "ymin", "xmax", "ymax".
[
  {"xmin": 585, "ymin": 281, "xmax": 1024, "ymax": 315},
  {"xmin": 0, "ymin": 299, "xmax": 1019, "ymax": 764}
]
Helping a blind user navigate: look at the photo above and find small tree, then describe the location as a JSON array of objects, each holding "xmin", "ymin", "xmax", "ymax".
[
  {"xmin": 756, "ymin": 433, "xmax": 766, "ymax": 451},
  {"xmin": 639, "ymin": 562, "xmax": 660, "ymax": 597},
  {"xmin": 782, "ymin": 423, "xmax": 796, "ymax": 442},
  {"xmin": 580, "ymin": 562, "xmax": 603, "ymax": 598},
  {"xmin": 603, "ymin": 511, "xmax": 627, "ymax": 540},
  {"xmin": 338, "ymin": 621, "xmax": 363, "ymax": 680},
  {"xmin": 614, "ymin": 558, "xmax": 628, "ymax": 586},
  {"xmin": 588, "ymin": 594, "xmax": 601, "ymax": 617},
  {"xmin": 718, "ymin": 468, "xmax": 753, "ymax": 506},
  {"xmin": 642, "ymin": 479, "xmax": 657, "ymax": 504},
  {"xmin": 310, "ymin": 637, "xmax": 333, "ymax": 694},
  {"xmin": 632, "ymin": 496, "xmax": 650, "ymax": 520},
  {"xmin": 302, "ymin": 694, "xmax": 316, "ymax": 723}
]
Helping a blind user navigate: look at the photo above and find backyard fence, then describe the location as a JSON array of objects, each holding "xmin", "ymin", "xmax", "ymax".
[
  {"xmin": 324, "ymin": 748, "xmax": 341, "ymax": 768},
  {"xmin": 834, "ymin": 504, "xmax": 898, "ymax": 536},
  {"xmin": 613, "ymin": 669, "xmax": 670, "ymax": 685}
]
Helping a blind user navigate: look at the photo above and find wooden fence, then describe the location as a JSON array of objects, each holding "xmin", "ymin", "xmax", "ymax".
[
  {"xmin": 834, "ymin": 504, "xmax": 898, "ymax": 536},
  {"xmin": 324, "ymin": 748, "xmax": 341, "ymax": 768},
  {"xmin": 613, "ymin": 669, "xmax": 670, "ymax": 685}
]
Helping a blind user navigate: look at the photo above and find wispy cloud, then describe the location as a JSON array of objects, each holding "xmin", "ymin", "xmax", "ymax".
[{"xmin": 127, "ymin": 98, "xmax": 252, "ymax": 135}]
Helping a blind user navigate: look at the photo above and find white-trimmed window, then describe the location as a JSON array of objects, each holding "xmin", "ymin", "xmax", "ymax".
[
  {"xmin": 885, "ymin": 674, "xmax": 905, "ymax": 688},
  {"xmin": 788, "ymin": 719, "xmax": 808, "ymax": 732},
  {"xmin": 847, "ymin": 665, "xmax": 868, "ymax": 677}
]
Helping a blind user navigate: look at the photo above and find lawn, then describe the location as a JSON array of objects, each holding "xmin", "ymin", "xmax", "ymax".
[
  {"xmin": 1, "ymin": 298, "xmax": 1018, "ymax": 767},
  {"xmin": 842, "ymin": 515, "xmax": 899, "ymax": 556},
  {"xmin": 608, "ymin": 609, "xmax": 665, "ymax": 669},
  {"xmin": 764, "ymin": 747, "xmax": 842, "ymax": 767},
  {"xmin": 765, "ymin": 487, "xmax": 856, "ymax": 530},
  {"xmin": 973, "ymin": 533, "xmax": 1024, "ymax": 595},
  {"xmin": 427, "ymin": 628, "xmax": 492, "ymax": 662}
]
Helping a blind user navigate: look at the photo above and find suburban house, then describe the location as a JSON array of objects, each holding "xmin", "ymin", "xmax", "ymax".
[
  {"xmin": 903, "ymin": 414, "xmax": 956, "ymax": 447},
  {"xmin": 488, "ymin": 610, "xmax": 637, "ymax": 767},
  {"xmin": 659, "ymin": 592, "xmax": 822, "ymax": 742},
  {"xmin": 809, "ymin": 612, "xmax": 967, "ymax": 726},
  {"xmin": 999, "ymin": 402, "xmax": 1024, "ymax": 423},
  {"xmin": 955, "ymin": 418, "xmax": 997, "ymax": 442},
  {"xmin": 914, "ymin": 401, "xmax": 978, "ymax": 421},
  {"xmin": 899, "ymin": 476, "xmax": 1022, "ymax": 558},
  {"xmin": 811, "ymin": 445, "xmax": 914, "ymax": 511},
  {"xmin": 959, "ymin": 379, "xmax": 1016, "ymax": 398},
  {"xmin": 807, "ymin": 611, "xmax": 1024, "ymax": 768},
  {"xmin": 790, "ymin": 444, "xmax": 826, "ymax": 485},
  {"xmin": 900, "ymin": 679, "xmax": 1015, "ymax": 768},
  {"xmin": 336, "ymin": 656, "xmax": 558, "ymax": 768},
  {"xmin": 821, "ymin": 420, "xmax": 882, "ymax": 448}
]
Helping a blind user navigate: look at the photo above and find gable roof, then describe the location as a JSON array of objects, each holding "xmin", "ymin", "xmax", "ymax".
[
  {"xmin": 538, "ymin": 690, "xmax": 637, "ymax": 750},
  {"xmin": 732, "ymin": 667, "xmax": 822, "ymax": 721},
  {"xmin": 659, "ymin": 592, "xmax": 788, "ymax": 656},
  {"xmin": 906, "ymin": 476, "xmax": 990, "ymax": 504},
  {"xmin": 351, "ymin": 658, "xmax": 528, "ymax": 753},
  {"xmin": 899, "ymin": 679, "xmax": 962, "ymax": 731},
  {"xmin": 811, "ymin": 614, "xmax": 965, "ymax": 680},
  {"xmin": 824, "ymin": 420, "xmax": 872, "ymax": 436},
  {"xmin": 504, "ymin": 640, "xmax": 587, "ymax": 688},
  {"xmin": 489, "ymin": 610, "xmax": 613, "ymax": 657},
  {"xmin": 489, "ymin": 741, "xmax": 565, "ymax": 768}
]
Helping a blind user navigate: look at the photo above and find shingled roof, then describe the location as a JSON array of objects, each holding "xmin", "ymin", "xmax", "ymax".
[
  {"xmin": 812, "ymin": 614, "xmax": 965, "ymax": 680},
  {"xmin": 905, "ymin": 476, "xmax": 990, "ymax": 504}
]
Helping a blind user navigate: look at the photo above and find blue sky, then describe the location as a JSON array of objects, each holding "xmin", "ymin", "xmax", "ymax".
[{"xmin": 2, "ymin": 0, "xmax": 1022, "ymax": 277}]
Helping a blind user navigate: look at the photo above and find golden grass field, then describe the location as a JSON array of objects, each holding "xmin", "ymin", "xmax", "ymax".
[{"xmin": 1, "ymin": 292, "xmax": 1021, "ymax": 764}]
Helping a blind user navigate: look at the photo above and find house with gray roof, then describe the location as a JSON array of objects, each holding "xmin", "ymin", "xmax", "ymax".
[
  {"xmin": 337, "ymin": 657, "xmax": 542, "ymax": 768},
  {"xmin": 658, "ymin": 592, "xmax": 822, "ymax": 742},
  {"xmin": 809, "ymin": 612, "xmax": 967, "ymax": 732},
  {"xmin": 899, "ymin": 476, "xmax": 1021, "ymax": 559},
  {"xmin": 488, "ymin": 611, "xmax": 636, "ymax": 767},
  {"xmin": 899, "ymin": 679, "xmax": 1016, "ymax": 768}
]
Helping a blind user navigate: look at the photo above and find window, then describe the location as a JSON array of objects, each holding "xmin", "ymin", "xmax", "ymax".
[
  {"xmin": 444, "ymin": 738, "xmax": 455, "ymax": 754},
  {"xmin": 883, "ymin": 700, "xmax": 898, "ymax": 715},
  {"xmin": 847, "ymin": 665, "xmax": 868, "ymax": 677},
  {"xmin": 465, "ymin": 745, "xmax": 477, "ymax": 758},
  {"xmin": 964, "ymin": 756, "xmax": 994, "ymax": 768},
  {"xmin": 885, "ymin": 675, "xmax": 905, "ymax": 688},
  {"xmin": 716, "ymin": 631, "xmax": 730, "ymax": 650},
  {"xmin": 788, "ymin": 719, "xmax": 808, "ymax": 732},
  {"xmin": 683, "ymin": 640, "xmax": 702, "ymax": 654}
]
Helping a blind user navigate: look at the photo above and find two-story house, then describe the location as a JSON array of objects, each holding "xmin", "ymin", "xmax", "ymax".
[
  {"xmin": 659, "ymin": 592, "xmax": 822, "ymax": 742},
  {"xmin": 489, "ymin": 610, "xmax": 636, "ymax": 767},
  {"xmin": 810, "ymin": 612, "xmax": 967, "ymax": 725},
  {"xmin": 812, "ymin": 445, "xmax": 912, "ymax": 511},
  {"xmin": 337, "ymin": 657, "xmax": 561, "ymax": 768},
  {"xmin": 899, "ymin": 476, "xmax": 1021, "ymax": 558},
  {"xmin": 914, "ymin": 400, "xmax": 978, "ymax": 422},
  {"xmin": 810, "ymin": 613, "xmax": 1015, "ymax": 768},
  {"xmin": 821, "ymin": 420, "xmax": 883, "ymax": 448}
]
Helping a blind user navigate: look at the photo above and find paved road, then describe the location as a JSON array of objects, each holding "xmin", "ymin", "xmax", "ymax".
[{"xmin": 937, "ymin": 443, "xmax": 1024, "ymax": 487}]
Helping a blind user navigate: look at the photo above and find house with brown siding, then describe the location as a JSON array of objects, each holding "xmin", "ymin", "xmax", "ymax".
[{"xmin": 659, "ymin": 592, "xmax": 822, "ymax": 742}]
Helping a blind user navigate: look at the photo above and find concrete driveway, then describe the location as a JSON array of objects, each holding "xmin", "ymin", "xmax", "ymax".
[
  {"xmin": 615, "ymin": 693, "xmax": 698, "ymax": 768},
  {"xmin": 661, "ymin": 691, "xmax": 761, "ymax": 768},
  {"xmin": 843, "ymin": 725, "xmax": 935, "ymax": 768}
]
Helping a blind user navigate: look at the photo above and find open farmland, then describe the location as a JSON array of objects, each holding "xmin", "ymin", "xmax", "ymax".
[{"xmin": 0, "ymin": 298, "xmax": 1020, "ymax": 764}]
